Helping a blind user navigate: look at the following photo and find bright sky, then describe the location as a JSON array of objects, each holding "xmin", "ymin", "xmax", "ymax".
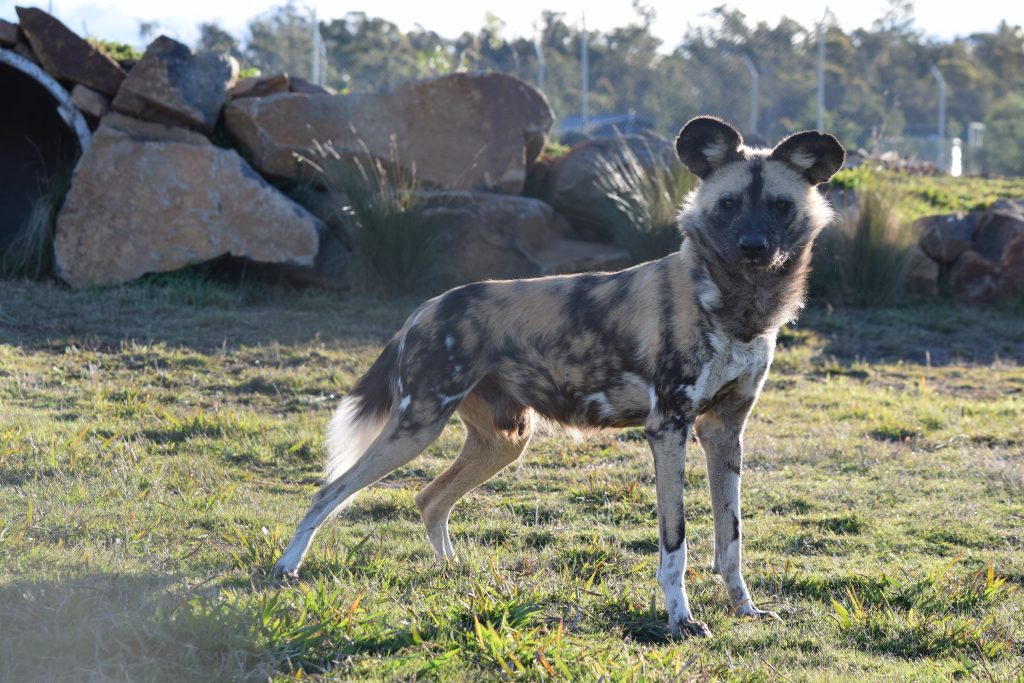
[{"xmin": 0, "ymin": 1, "xmax": 1016, "ymax": 52}]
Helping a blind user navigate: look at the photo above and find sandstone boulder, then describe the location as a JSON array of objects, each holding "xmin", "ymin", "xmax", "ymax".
[
  {"xmin": 112, "ymin": 35, "xmax": 237, "ymax": 133},
  {"xmin": 916, "ymin": 213, "xmax": 974, "ymax": 264},
  {"xmin": 949, "ymin": 250, "xmax": 1003, "ymax": 304},
  {"xmin": 15, "ymin": 7, "xmax": 125, "ymax": 95},
  {"xmin": 0, "ymin": 19, "xmax": 18, "ymax": 47},
  {"xmin": 229, "ymin": 73, "xmax": 290, "ymax": 100},
  {"xmin": 972, "ymin": 199, "xmax": 1024, "ymax": 262},
  {"xmin": 999, "ymin": 233, "xmax": 1024, "ymax": 295},
  {"xmin": 54, "ymin": 118, "xmax": 322, "ymax": 287},
  {"xmin": 224, "ymin": 72, "xmax": 553, "ymax": 193},
  {"xmin": 419, "ymin": 191, "xmax": 630, "ymax": 284},
  {"xmin": 903, "ymin": 245, "xmax": 939, "ymax": 297},
  {"xmin": 544, "ymin": 133, "xmax": 679, "ymax": 241},
  {"xmin": 70, "ymin": 83, "xmax": 110, "ymax": 121}
]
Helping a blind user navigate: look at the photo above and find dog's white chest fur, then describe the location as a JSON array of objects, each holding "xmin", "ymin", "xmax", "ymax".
[{"xmin": 685, "ymin": 331, "xmax": 775, "ymax": 407}]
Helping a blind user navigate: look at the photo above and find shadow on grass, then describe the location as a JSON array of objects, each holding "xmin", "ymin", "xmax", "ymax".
[
  {"xmin": 0, "ymin": 573, "xmax": 272, "ymax": 682},
  {"xmin": 796, "ymin": 303, "xmax": 1024, "ymax": 365}
]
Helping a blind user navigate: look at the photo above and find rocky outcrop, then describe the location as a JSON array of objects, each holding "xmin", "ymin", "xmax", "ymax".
[
  {"xmin": 224, "ymin": 72, "xmax": 553, "ymax": 193},
  {"xmin": 949, "ymin": 250, "xmax": 1003, "ymax": 304},
  {"xmin": 972, "ymin": 199, "xmax": 1024, "ymax": 262},
  {"xmin": 916, "ymin": 213, "xmax": 974, "ymax": 264},
  {"xmin": 54, "ymin": 118, "xmax": 322, "ymax": 287},
  {"xmin": 420, "ymin": 191, "xmax": 630, "ymax": 283},
  {"xmin": 15, "ymin": 6, "xmax": 125, "ymax": 95},
  {"xmin": 112, "ymin": 35, "xmax": 237, "ymax": 133},
  {"xmin": 911, "ymin": 198, "xmax": 1024, "ymax": 303}
]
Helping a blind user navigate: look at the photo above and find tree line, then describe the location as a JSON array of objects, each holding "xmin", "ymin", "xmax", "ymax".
[{"xmin": 195, "ymin": 2, "xmax": 1024, "ymax": 175}]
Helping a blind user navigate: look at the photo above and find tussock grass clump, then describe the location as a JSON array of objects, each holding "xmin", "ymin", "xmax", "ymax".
[
  {"xmin": 302, "ymin": 139, "xmax": 438, "ymax": 295},
  {"xmin": 811, "ymin": 176, "xmax": 914, "ymax": 306},
  {"xmin": 0, "ymin": 174, "xmax": 70, "ymax": 280},
  {"xmin": 589, "ymin": 134, "xmax": 697, "ymax": 262}
]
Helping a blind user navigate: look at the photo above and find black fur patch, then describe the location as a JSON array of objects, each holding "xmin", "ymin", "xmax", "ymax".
[{"xmin": 351, "ymin": 336, "xmax": 400, "ymax": 421}]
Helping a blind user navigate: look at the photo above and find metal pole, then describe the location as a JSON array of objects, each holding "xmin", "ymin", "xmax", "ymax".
[
  {"xmin": 580, "ymin": 14, "xmax": 589, "ymax": 131},
  {"xmin": 740, "ymin": 55, "xmax": 758, "ymax": 136},
  {"xmin": 534, "ymin": 28, "xmax": 545, "ymax": 92},
  {"xmin": 816, "ymin": 18, "xmax": 825, "ymax": 129},
  {"xmin": 930, "ymin": 65, "xmax": 947, "ymax": 170},
  {"xmin": 310, "ymin": 7, "xmax": 318, "ymax": 84}
]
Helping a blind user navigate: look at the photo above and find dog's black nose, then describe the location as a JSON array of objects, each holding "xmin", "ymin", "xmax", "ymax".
[{"xmin": 738, "ymin": 235, "xmax": 769, "ymax": 258}]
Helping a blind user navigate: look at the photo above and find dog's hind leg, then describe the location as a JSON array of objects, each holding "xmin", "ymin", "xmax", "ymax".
[
  {"xmin": 415, "ymin": 390, "xmax": 533, "ymax": 561},
  {"xmin": 273, "ymin": 409, "xmax": 449, "ymax": 579}
]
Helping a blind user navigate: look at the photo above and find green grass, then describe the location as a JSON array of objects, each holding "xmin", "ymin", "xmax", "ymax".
[{"xmin": 1, "ymin": 278, "xmax": 1023, "ymax": 681}]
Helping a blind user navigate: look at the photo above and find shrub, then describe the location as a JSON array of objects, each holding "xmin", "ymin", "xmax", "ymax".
[
  {"xmin": 588, "ymin": 134, "xmax": 697, "ymax": 262},
  {"xmin": 811, "ymin": 177, "xmax": 914, "ymax": 306},
  {"xmin": 300, "ymin": 139, "xmax": 437, "ymax": 295}
]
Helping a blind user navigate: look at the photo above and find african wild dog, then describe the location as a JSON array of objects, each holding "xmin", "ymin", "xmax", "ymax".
[{"xmin": 273, "ymin": 116, "xmax": 845, "ymax": 637}]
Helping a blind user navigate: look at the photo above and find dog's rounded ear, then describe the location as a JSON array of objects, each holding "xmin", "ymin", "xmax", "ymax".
[
  {"xmin": 675, "ymin": 116, "xmax": 744, "ymax": 179},
  {"xmin": 770, "ymin": 131, "xmax": 846, "ymax": 185}
]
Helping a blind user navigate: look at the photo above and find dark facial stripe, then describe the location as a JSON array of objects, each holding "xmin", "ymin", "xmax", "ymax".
[{"xmin": 747, "ymin": 158, "xmax": 764, "ymax": 206}]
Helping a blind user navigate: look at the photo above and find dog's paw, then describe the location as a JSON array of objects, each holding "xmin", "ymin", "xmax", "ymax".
[
  {"xmin": 271, "ymin": 560, "xmax": 300, "ymax": 582},
  {"xmin": 669, "ymin": 617, "xmax": 712, "ymax": 638}
]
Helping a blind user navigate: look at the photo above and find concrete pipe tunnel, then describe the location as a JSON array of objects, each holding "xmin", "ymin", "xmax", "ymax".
[{"xmin": 0, "ymin": 48, "xmax": 90, "ymax": 259}]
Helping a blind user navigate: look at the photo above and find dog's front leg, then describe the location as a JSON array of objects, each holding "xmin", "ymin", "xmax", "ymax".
[
  {"xmin": 695, "ymin": 393, "xmax": 780, "ymax": 622},
  {"xmin": 646, "ymin": 410, "xmax": 711, "ymax": 638}
]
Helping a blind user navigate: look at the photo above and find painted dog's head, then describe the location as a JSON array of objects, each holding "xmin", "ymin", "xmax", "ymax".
[{"xmin": 675, "ymin": 116, "xmax": 845, "ymax": 273}]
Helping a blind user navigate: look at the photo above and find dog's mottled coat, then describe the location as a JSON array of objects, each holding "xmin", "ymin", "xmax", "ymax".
[{"xmin": 274, "ymin": 117, "xmax": 845, "ymax": 637}]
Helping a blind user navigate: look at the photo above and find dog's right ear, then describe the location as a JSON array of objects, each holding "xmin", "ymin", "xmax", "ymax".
[{"xmin": 675, "ymin": 116, "xmax": 744, "ymax": 179}]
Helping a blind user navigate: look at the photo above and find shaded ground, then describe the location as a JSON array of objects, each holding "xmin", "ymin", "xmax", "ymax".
[{"xmin": 1, "ymin": 277, "xmax": 1022, "ymax": 681}]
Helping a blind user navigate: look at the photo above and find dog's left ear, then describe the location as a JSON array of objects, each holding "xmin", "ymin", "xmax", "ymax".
[{"xmin": 770, "ymin": 131, "xmax": 846, "ymax": 185}]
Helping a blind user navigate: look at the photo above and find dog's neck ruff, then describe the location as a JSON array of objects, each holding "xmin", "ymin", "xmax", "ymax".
[{"xmin": 680, "ymin": 236, "xmax": 813, "ymax": 343}]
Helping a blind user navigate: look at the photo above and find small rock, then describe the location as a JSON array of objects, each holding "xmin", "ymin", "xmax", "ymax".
[
  {"xmin": 904, "ymin": 245, "xmax": 939, "ymax": 297},
  {"xmin": 999, "ymin": 233, "xmax": 1024, "ymax": 295},
  {"xmin": 949, "ymin": 250, "xmax": 1003, "ymax": 304},
  {"xmin": 229, "ymin": 73, "xmax": 290, "ymax": 99},
  {"xmin": 70, "ymin": 83, "xmax": 110, "ymax": 121},
  {"xmin": 916, "ymin": 213, "xmax": 974, "ymax": 264},
  {"xmin": 100, "ymin": 111, "xmax": 211, "ymax": 145},
  {"xmin": 972, "ymin": 198, "xmax": 1024, "ymax": 262},
  {"xmin": 0, "ymin": 19, "xmax": 19, "ymax": 47},
  {"xmin": 288, "ymin": 76, "xmax": 335, "ymax": 95},
  {"xmin": 112, "ymin": 35, "xmax": 237, "ymax": 133},
  {"xmin": 54, "ymin": 120, "xmax": 322, "ymax": 287},
  {"xmin": 15, "ymin": 6, "xmax": 125, "ymax": 95}
]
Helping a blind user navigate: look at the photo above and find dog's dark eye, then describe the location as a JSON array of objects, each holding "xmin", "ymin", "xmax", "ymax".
[
  {"xmin": 718, "ymin": 197, "xmax": 738, "ymax": 211},
  {"xmin": 772, "ymin": 198, "xmax": 792, "ymax": 212}
]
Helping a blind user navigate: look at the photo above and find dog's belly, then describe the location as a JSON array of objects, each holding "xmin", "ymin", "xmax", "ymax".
[{"xmin": 506, "ymin": 369, "xmax": 652, "ymax": 428}]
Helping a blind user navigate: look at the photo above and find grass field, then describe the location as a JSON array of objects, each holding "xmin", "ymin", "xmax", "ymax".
[{"xmin": 1, "ymin": 278, "xmax": 1022, "ymax": 681}]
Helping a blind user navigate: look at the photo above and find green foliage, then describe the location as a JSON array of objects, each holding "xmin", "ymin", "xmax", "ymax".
[
  {"xmin": 303, "ymin": 141, "xmax": 438, "ymax": 295},
  {"xmin": 588, "ymin": 135, "xmax": 697, "ymax": 262},
  {"xmin": 86, "ymin": 37, "xmax": 141, "ymax": 62},
  {"xmin": 982, "ymin": 95, "xmax": 1024, "ymax": 177},
  {"xmin": 812, "ymin": 178, "xmax": 914, "ymax": 306}
]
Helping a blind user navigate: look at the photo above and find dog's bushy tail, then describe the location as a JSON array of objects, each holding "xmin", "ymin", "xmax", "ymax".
[{"xmin": 324, "ymin": 336, "xmax": 400, "ymax": 484}]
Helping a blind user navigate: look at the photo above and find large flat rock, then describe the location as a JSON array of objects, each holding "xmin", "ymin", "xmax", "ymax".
[
  {"xmin": 15, "ymin": 6, "xmax": 125, "ymax": 95},
  {"xmin": 224, "ymin": 73, "xmax": 552, "ymax": 193},
  {"xmin": 54, "ymin": 118, "xmax": 322, "ymax": 287},
  {"xmin": 112, "ymin": 35, "xmax": 237, "ymax": 133}
]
